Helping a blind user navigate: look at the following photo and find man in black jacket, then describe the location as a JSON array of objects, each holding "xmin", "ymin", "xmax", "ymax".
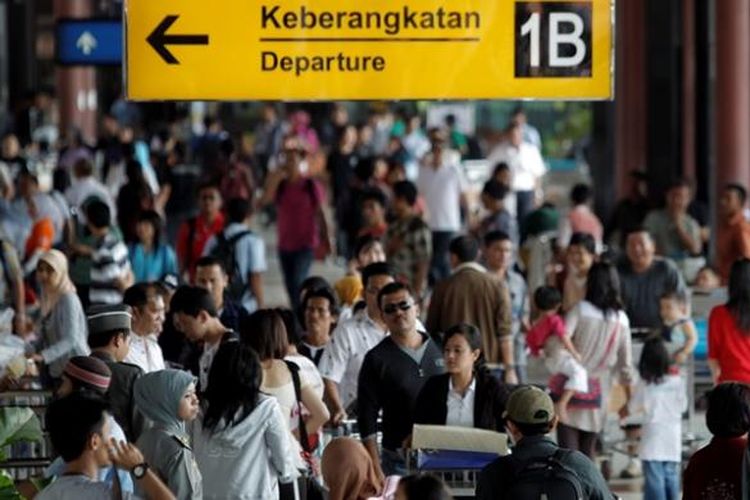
[
  {"xmin": 357, "ymin": 282, "xmax": 444, "ymax": 478},
  {"xmin": 476, "ymin": 385, "xmax": 614, "ymax": 500}
]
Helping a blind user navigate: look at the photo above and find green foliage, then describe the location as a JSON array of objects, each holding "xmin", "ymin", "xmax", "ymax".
[
  {"xmin": 0, "ymin": 407, "xmax": 44, "ymax": 499},
  {"xmin": 0, "ymin": 408, "xmax": 42, "ymax": 463},
  {"xmin": 0, "ymin": 471, "xmax": 22, "ymax": 499}
]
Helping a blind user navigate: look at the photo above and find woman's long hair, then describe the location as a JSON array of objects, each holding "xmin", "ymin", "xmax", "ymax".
[
  {"xmin": 239, "ymin": 309, "xmax": 289, "ymax": 361},
  {"xmin": 202, "ymin": 342, "xmax": 262, "ymax": 433},
  {"xmin": 727, "ymin": 258, "xmax": 750, "ymax": 333},
  {"xmin": 584, "ymin": 261, "xmax": 623, "ymax": 316}
]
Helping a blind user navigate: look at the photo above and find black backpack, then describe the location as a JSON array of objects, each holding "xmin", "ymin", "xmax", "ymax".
[
  {"xmin": 505, "ymin": 449, "xmax": 585, "ymax": 500},
  {"xmin": 209, "ymin": 230, "xmax": 252, "ymax": 301}
]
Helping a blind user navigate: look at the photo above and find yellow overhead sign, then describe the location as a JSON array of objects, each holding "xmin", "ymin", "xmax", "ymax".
[{"xmin": 125, "ymin": 0, "xmax": 613, "ymax": 100}]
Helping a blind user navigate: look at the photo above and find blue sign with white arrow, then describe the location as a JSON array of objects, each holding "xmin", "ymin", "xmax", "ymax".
[{"xmin": 57, "ymin": 19, "xmax": 122, "ymax": 65}]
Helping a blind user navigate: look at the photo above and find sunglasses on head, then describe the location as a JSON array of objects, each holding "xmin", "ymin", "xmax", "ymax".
[{"xmin": 383, "ymin": 300, "xmax": 413, "ymax": 315}]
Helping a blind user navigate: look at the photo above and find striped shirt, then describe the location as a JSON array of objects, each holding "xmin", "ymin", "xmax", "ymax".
[{"xmin": 90, "ymin": 232, "xmax": 130, "ymax": 305}]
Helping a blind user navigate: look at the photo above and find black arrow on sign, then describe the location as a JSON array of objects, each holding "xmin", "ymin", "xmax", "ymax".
[{"xmin": 147, "ymin": 15, "xmax": 209, "ymax": 65}]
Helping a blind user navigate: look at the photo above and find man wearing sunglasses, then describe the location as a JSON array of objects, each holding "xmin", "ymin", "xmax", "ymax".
[{"xmin": 357, "ymin": 281, "xmax": 445, "ymax": 480}]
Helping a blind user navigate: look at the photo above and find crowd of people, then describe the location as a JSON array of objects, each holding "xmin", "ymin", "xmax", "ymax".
[{"xmin": 2, "ymin": 98, "xmax": 750, "ymax": 499}]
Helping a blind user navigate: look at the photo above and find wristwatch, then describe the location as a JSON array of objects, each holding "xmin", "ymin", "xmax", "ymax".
[{"xmin": 132, "ymin": 463, "xmax": 149, "ymax": 479}]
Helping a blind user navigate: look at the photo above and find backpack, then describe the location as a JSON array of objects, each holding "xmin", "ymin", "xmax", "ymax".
[
  {"xmin": 209, "ymin": 230, "xmax": 252, "ymax": 301},
  {"xmin": 505, "ymin": 449, "xmax": 585, "ymax": 500}
]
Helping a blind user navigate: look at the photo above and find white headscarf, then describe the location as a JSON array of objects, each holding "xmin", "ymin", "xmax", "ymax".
[{"xmin": 38, "ymin": 249, "xmax": 76, "ymax": 316}]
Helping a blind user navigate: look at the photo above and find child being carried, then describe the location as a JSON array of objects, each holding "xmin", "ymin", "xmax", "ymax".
[{"xmin": 527, "ymin": 286, "xmax": 588, "ymax": 420}]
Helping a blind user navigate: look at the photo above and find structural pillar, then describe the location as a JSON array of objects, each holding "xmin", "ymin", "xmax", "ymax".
[
  {"xmin": 53, "ymin": 0, "xmax": 97, "ymax": 143},
  {"xmin": 714, "ymin": 0, "xmax": 750, "ymax": 189},
  {"xmin": 682, "ymin": 0, "xmax": 696, "ymax": 183},
  {"xmin": 614, "ymin": 0, "xmax": 647, "ymax": 199}
]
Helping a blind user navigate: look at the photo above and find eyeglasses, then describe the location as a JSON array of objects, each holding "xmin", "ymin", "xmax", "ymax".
[{"xmin": 382, "ymin": 300, "xmax": 413, "ymax": 315}]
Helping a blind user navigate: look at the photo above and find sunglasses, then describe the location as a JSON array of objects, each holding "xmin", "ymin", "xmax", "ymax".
[
  {"xmin": 383, "ymin": 300, "xmax": 413, "ymax": 315},
  {"xmin": 282, "ymin": 147, "xmax": 306, "ymax": 156}
]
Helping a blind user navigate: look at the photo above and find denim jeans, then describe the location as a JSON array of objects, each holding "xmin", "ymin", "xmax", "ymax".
[
  {"xmin": 515, "ymin": 189, "xmax": 535, "ymax": 228},
  {"xmin": 381, "ymin": 448, "xmax": 408, "ymax": 476},
  {"xmin": 279, "ymin": 248, "xmax": 314, "ymax": 310},
  {"xmin": 643, "ymin": 460, "xmax": 680, "ymax": 500}
]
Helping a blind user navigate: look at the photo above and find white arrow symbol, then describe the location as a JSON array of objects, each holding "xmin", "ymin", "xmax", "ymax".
[{"xmin": 76, "ymin": 31, "xmax": 98, "ymax": 55}]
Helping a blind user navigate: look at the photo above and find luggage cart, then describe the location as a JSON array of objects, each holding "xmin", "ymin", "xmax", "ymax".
[
  {"xmin": 321, "ymin": 418, "xmax": 382, "ymax": 449},
  {"xmin": 407, "ymin": 425, "xmax": 508, "ymax": 498}
]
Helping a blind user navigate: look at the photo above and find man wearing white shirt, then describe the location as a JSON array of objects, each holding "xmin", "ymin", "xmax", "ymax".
[
  {"xmin": 319, "ymin": 262, "xmax": 395, "ymax": 424},
  {"xmin": 123, "ymin": 283, "xmax": 166, "ymax": 373},
  {"xmin": 417, "ymin": 128, "xmax": 467, "ymax": 284},
  {"xmin": 402, "ymin": 115, "xmax": 431, "ymax": 180},
  {"xmin": 486, "ymin": 122, "xmax": 547, "ymax": 228}
]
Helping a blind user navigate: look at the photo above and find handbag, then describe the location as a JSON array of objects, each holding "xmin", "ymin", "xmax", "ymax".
[
  {"xmin": 548, "ymin": 373, "xmax": 602, "ymax": 409},
  {"xmin": 284, "ymin": 360, "xmax": 326, "ymax": 500}
]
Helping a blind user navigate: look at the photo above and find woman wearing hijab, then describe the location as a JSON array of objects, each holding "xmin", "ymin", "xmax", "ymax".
[
  {"xmin": 321, "ymin": 437, "xmax": 399, "ymax": 500},
  {"xmin": 135, "ymin": 369, "xmax": 202, "ymax": 500},
  {"xmin": 28, "ymin": 249, "xmax": 88, "ymax": 384}
]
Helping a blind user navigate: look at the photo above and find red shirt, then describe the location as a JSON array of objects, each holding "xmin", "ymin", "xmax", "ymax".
[
  {"xmin": 708, "ymin": 305, "xmax": 750, "ymax": 383},
  {"xmin": 276, "ymin": 177, "xmax": 325, "ymax": 252},
  {"xmin": 683, "ymin": 435, "xmax": 746, "ymax": 500},
  {"xmin": 526, "ymin": 314, "xmax": 566, "ymax": 357},
  {"xmin": 176, "ymin": 212, "xmax": 225, "ymax": 278},
  {"xmin": 358, "ymin": 222, "xmax": 388, "ymax": 240}
]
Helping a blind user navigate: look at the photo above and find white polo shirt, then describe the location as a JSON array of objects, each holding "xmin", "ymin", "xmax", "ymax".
[
  {"xmin": 417, "ymin": 152, "xmax": 466, "ymax": 232},
  {"xmin": 318, "ymin": 309, "xmax": 388, "ymax": 409},
  {"xmin": 124, "ymin": 333, "xmax": 165, "ymax": 373}
]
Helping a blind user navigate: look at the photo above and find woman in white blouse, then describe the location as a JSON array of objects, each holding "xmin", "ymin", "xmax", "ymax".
[{"xmin": 414, "ymin": 323, "xmax": 511, "ymax": 432}]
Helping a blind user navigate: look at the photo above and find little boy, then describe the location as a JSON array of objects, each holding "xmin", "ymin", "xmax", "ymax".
[
  {"xmin": 659, "ymin": 290, "xmax": 697, "ymax": 367},
  {"xmin": 526, "ymin": 286, "xmax": 588, "ymax": 421},
  {"xmin": 72, "ymin": 200, "xmax": 133, "ymax": 306}
]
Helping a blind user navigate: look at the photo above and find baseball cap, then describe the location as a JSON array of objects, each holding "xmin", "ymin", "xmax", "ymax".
[{"xmin": 503, "ymin": 385, "xmax": 555, "ymax": 425}]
